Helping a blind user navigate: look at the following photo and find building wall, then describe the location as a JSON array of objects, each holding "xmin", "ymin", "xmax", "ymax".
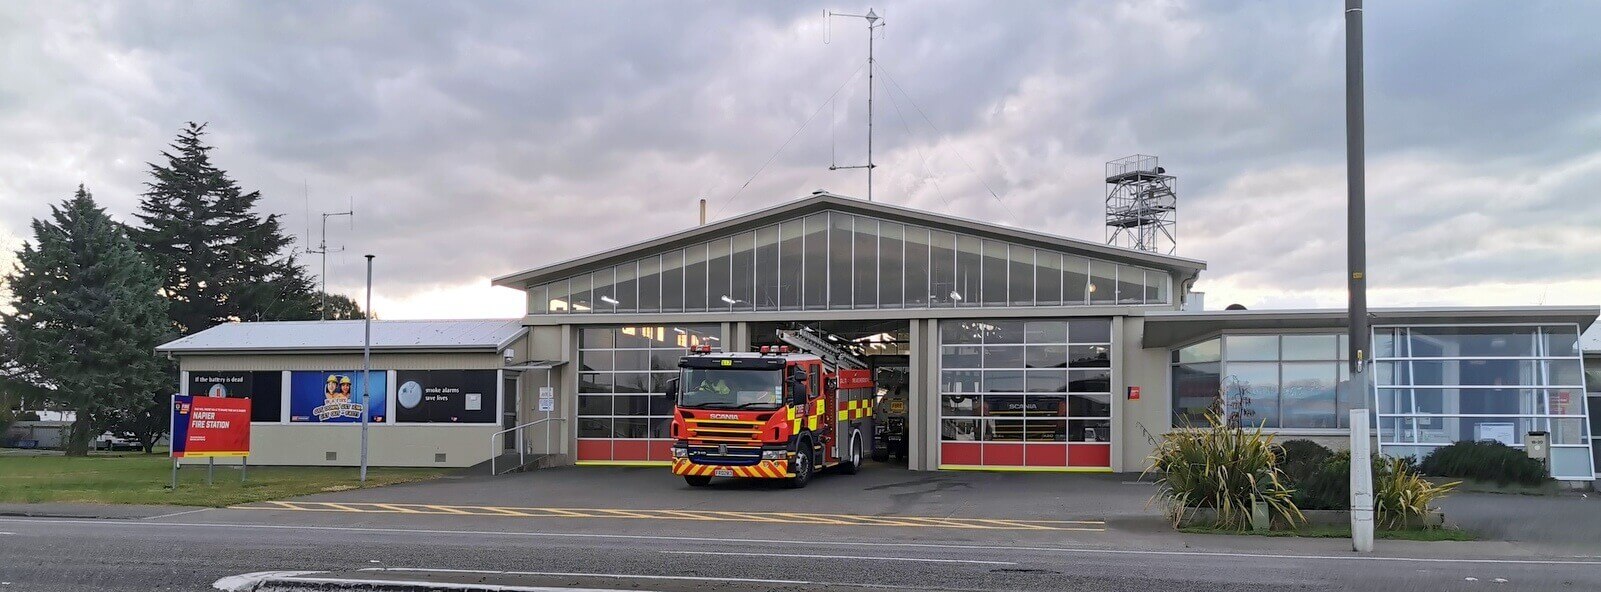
[
  {"xmin": 1118, "ymin": 316, "xmax": 1173, "ymax": 472},
  {"xmin": 177, "ymin": 351, "xmax": 507, "ymax": 468}
]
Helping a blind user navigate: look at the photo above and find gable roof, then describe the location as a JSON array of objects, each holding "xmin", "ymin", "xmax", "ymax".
[
  {"xmin": 156, "ymin": 318, "xmax": 526, "ymax": 354},
  {"xmin": 491, "ymin": 191, "xmax": 1207, "ymax": 290}
]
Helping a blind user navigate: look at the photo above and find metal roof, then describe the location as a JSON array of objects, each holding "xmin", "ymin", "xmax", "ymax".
[
  {"xmin": 1583, "ymin": 324, "xmax": 1601, "ymax": 354},
  {"xmin": 490, "ymin": 191, "xmax": 1208, "ymax": 290},
  {"xmin": 156, "ymin": 319, "xmax": 527, "ymax": 354},
  {"xmin": 1142, "ymin": 306, "xmax": 1601, "ymax": 349}
]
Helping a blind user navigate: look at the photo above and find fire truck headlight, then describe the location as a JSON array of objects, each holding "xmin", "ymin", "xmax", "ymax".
[
  {"xmin": 671, "ymin": 446, "xmax": 688, "ymax": 459},
  {"xmin": 761, "ymin": 449, "xmax": 787, "ymax": 460}
]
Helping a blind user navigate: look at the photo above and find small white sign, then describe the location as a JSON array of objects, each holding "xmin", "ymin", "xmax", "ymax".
[
  {"xmin": 538, "ymin": 386, "xmax": 554, "ymax": 399},
  {"xmin": 537, "ymin": 398, "xmax": 555, "ymax": 412},
  {"xmin": 464, "ymin": 393, "xmax": 482, "ymax": 411},
  {"xmin": 1476, "ymin": 422, "xmax": 1516, "ymax": 446}
]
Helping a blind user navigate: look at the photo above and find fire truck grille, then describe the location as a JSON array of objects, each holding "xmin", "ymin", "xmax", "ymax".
[
  {"xmin": 686, "ymin": 444, "xmax": 762, "ymax": 466},
  {"xmin": 684, "ymin": 418, "xmax": 764, "ymax": 444}
]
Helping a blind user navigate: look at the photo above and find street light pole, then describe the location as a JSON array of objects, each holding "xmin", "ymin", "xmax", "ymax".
[
  {"xmin": 360, "ymin": 254, "xmax": 374, "ymax": 484},
  {"xmin": 1345, "ymin": 0, "xmax": 1374, "ymax": 553}
]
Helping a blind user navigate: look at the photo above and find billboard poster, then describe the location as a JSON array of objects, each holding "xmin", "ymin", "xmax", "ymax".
[
  {"xmin": 187, "ymin": 371, "xmax": 283, "ymax": 422},
  {"xmin": 171, "ymin": 395, "xmax": 252, "ymax": 457},
  {"xmin": 289, "ymin": 371, "xmax": 387, "ymax": 423},
  {"xmin": 395, "ymin": 370, "xmax": 497, "ymax": 423}
]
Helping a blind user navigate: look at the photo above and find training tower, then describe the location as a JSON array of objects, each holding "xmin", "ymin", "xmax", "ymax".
[{"xmin": 1104, "ymin": 154, "xmax": 1177, "ymax": 254}]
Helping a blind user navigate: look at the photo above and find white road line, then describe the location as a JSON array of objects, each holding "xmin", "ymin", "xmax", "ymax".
[
  {"xmin": 360, "ymin": 567, "xmax": 813, "ymax": 585},
  {"xmin": 275, "ymin": 576, "xmax": 636, "ymax": 592},
  {"xmin": 4, "ymin": 516, "xmax": 1599, "ymax": 567},
  {"xmin": 0, "ymin": 532, "xmax": 14, "ymax": 535},
  {"xmin": 211, "ymin": 570, "xmax": 323, "ymax": 591},
  {"xmin": 143, "ymin": 508, "xmax": 210, "ymax": 521},
  {"xmin": 662, "ymin": 549, "xmax": 1017, "ymax": 566}
]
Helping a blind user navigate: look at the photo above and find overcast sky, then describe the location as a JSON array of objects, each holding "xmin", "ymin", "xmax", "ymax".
[{"xmin": 3, "ymin": 1, "xmax": 1599, "ymax": 319}]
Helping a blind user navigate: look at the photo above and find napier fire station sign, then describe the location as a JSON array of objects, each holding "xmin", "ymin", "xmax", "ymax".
[{"xmin": 171, "ymin": 394, "xmax": 252, "ymax": 458}]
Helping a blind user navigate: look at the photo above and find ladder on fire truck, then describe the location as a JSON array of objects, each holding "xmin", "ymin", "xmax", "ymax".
[{"xmin": 777, "ymin": 327, "xmax": 869, "ymax": 370}]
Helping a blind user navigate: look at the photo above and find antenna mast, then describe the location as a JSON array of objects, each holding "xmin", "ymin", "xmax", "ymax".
[
  {"xmin": 826, "ymin": 8, "xmax": 884, "ymax": 201},
  {"xmin": 305, "ymin": 203, "xmax": 354, "ymax": 320}
]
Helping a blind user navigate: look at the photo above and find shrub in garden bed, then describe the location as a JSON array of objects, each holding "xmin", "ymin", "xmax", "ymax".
[
  {"xmin": 1419, "ymin": 440, "xmax": 1548, "ymax": 486},
  {"xmin": 1275, "ymin": 439, "xmax": 1459, "ymax": 529},
  {"xmin": 1146, "ymin": 411, "xmax": 1302, "ymax": 530}
]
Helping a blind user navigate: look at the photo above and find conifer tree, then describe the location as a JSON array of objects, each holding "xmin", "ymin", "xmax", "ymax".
[
  {"xmin": 1, "ymin": 187, "xmax": 171, "ymax": 455},
  {"xmin": 130, "ymin": 122, "xmax": 319, "ymax": 335}
]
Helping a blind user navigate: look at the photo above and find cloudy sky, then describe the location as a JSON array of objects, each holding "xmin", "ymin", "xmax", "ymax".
[{"xmin": 2, "ymin": 1, "xmax": 1599, "ymax": 319}]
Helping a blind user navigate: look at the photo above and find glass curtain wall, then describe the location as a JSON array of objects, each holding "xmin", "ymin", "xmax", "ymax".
[
  {"xmin": 938, "ymin": 319, "xmax": 1114, "ymax": 469},
  {"xmin": 1170, "ymin": 334, "xmax": 1350, "ymax": 429},
  {"xmin": 577, "ymin": 324, "xmax": 721, "ymax": 463},
  {"xmin": 531, "ymin": 211, "xmax": 1172, "ymax": 313},
  {"xmin": 1587, "ymin": 362, "xmax": 1601, "ymax": 476},
  {"xmin": 1375, "ymin": 324, "xmax": 1593, "ymax": 480}
]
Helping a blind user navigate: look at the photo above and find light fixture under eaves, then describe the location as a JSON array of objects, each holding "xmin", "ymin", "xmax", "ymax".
[
  {"xmin": 600, "ymin": 295, "xmax": 620, "ymax": 306},
  {"xmin": 719, "ymin": 295, "xmax": 737, "ymax": 305},
  {"xmin": 950, "ymin": 291, "xmax": 963, "ymax": 301}
]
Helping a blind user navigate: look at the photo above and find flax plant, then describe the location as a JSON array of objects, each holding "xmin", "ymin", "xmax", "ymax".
[{"xmin": 1145, "ymin": 409, "xmax": 1303, "ymax": 530}]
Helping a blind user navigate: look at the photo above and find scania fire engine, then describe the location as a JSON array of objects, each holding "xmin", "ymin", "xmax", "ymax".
[{"xmin": 667, "ymin": 344, "xmax": 874, "ymax": 488}]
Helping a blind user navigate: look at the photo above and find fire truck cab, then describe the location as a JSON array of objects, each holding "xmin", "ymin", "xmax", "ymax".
[{"xmin": 667, "ymin": 345, "xmax": 874, "ymax": 488}]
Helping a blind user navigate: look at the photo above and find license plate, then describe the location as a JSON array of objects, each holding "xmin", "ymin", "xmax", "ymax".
[{"xmin": 714, "ymin": 469, "xmax": 733, "ymax": 477}]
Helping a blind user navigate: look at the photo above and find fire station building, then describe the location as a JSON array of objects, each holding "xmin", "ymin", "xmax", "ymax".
[{"xmin": 159, "ymin": 192, "xmax": 1601, "ymax": 483}]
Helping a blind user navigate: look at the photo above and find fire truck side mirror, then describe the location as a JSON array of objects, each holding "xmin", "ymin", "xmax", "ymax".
[
  {"xmin": 664, "ymin": 377, "xmax": 679, "ymax": 400},
  {"xmin": 788, "ymin": 369, "xmax": 808, "ymax": 406}
]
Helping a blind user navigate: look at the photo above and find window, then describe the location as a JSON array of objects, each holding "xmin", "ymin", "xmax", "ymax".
[
  {"xmin": 683, "ymin": 243, "xmax": 708, "ymax": 312},
  {"xmin": 730, "ymin": 232, "xmax": 754, "ymax": 311},
  {"xmin": 1172, "ymin": 333, "xmax": 1347, "ymax": 430},
  {"xmin": 1376, "ymin": 324, "xmax": 1593, "ymax": 480},
  {"xmin": 854, "ymin": 216, "xmax": 878, "ymax": 307},
  {"xmin": 526, "ymin": 210, "xmax": 1176, "ymax": 315},
  {"xmin": 755, "ymin": 225, "xmax": 780, "ymax": 311},
  {"xmin": 708, "ymin": 237, "xmax": 731, "ymax": 311},
  {"xmin": 879, "ymin": 222, "xmax": 904, "ymax": 308},
  {"xmin": 803, "ymin": 213, "xmax": 829, "ymax": 310},
  {"xmin": 830, "ymin": 213, "xmax": 854, "ymax": 308}
]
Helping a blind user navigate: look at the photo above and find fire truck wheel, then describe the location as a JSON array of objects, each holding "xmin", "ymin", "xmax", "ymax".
[
  {"xmin": 684, "ymin": 475, "xmax": 712, "ymax": 487},
  {"xmin": 839, "ymin": 432, "xmax": 862, "ymax": 474},
  {"xmin": 786, "ymin": 438, "xmax": 813, "ymax": 488}
]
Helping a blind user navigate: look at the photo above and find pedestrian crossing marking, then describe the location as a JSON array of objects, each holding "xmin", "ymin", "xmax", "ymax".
[{"xmin": 227, "ymin": 500, "xmax": 1105, "ymax": 532}]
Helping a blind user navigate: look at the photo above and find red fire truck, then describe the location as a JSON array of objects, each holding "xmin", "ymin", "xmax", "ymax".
[{"xmin": 667, "ymin": 345, "xmax": 874, "ymax": 488}]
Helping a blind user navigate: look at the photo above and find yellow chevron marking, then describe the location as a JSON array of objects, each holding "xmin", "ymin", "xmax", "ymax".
[{"xmin": 226, "ymin": 501, "xmax": 1106, "ymax": 532}]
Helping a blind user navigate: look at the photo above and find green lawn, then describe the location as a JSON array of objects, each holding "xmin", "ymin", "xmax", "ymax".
[
  {"xmin": 1179, "ymin": 524, "xmax": 1475, "ymax": 542},
  {"xmin": 0, "ymin": 453, "xmax": 450, "ymax": 507}
]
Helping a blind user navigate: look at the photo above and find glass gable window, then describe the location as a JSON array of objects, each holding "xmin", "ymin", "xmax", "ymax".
[
  {"xmin": 527, "ymin": 210, "xmax": 1175, "ymax": 315},
  {"xmin": 1376, "ymin": 324, "xmax": 1593, "ymax": 480},
  {"xmin": 1171, "ymin": 333, "xmax": 1349, "ymax": 430}
]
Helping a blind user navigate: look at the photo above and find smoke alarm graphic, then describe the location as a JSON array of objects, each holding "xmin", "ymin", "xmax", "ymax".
[{"xmin": 398, "ymin": 381, "xmax": 424, "ymax": 409}]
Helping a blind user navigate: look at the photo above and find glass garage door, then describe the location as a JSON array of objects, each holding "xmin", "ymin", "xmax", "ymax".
[
  {"xmin": 576, "ymin": 324, "xmax": 721, "ymax": 464},
  {"xmin": 939, "ymin": 319, "xmax": 1113, "ymax": 470}
]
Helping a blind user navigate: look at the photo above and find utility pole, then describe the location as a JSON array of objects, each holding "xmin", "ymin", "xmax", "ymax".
[
  {"xmin": 360, "ymin": 254, "xmax": 374, "ymax": 484},
  {"xmin": 827, "ymin": 8, "xmax": 884, "ymax": 201},
  {"xmin": 1345, "ymin": 0, "xmax": 1374, "ymax": 554},
  {"xmin": 306, "ymin": 207, "xmax": 353, "ymax": 320}
]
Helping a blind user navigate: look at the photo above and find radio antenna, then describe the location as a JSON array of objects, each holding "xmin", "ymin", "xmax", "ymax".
[
  {"xmin": 825, "ymin": 8, "xmax": 884, "ymax": 201},
  {"xmin": 305, "ymin": 202, "xmax": 354, "ymax": 320}
]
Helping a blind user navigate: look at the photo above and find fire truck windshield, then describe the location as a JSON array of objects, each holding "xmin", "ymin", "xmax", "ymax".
[{"xmin": 677, "ymin": 368, "xmax": 785, "ymax": 409}]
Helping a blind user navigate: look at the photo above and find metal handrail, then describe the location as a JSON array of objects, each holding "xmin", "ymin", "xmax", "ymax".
[{"xmin": 490, "ymin": 417, "xmax": 567, "ymax": 475}]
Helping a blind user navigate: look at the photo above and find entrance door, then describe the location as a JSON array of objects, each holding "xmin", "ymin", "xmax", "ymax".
[{"xmin": 503, "ymin": 374, "xmax": 519, "ymax": 450}]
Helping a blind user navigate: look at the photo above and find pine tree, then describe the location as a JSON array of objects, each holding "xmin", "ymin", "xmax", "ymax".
[
  {"xmin": 1, "ymin": 187, "xmax": 172, "ymax": 455},
  {"xmin": 130, "ymin": 122, "xmax": 319, "ymax": 335}
]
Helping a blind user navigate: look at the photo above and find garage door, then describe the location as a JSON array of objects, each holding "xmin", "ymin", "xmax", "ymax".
[
  {"xmin": 938, "ymin": 319, "xmax": 1113, "ymax": 471},
  {"xmin": 576, "ymin": 324, "xmax": 721, "ymax": 465}
]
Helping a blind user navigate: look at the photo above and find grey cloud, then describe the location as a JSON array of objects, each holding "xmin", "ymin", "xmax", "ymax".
[{"xmin": 2, "ymin": 0, "xmax": 1599, "ymax": 313}]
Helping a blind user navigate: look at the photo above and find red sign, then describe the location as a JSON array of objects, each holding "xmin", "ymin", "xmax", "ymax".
[
  {"xmin": 835, "ymin": 369, "xmax": 874, "ymax": 390},
  {"xmin": 1128, "ymin": 386, "xmax": 1141, "ymax": 400},
  {"xmin": 171, "ymin": 395, "xmax": 252, "ymax": 458}
]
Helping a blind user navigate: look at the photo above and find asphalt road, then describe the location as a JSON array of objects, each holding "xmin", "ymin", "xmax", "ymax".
[{"xmin": 3, "ymin": 508, "xmax": 1599, "ymax": 592}]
